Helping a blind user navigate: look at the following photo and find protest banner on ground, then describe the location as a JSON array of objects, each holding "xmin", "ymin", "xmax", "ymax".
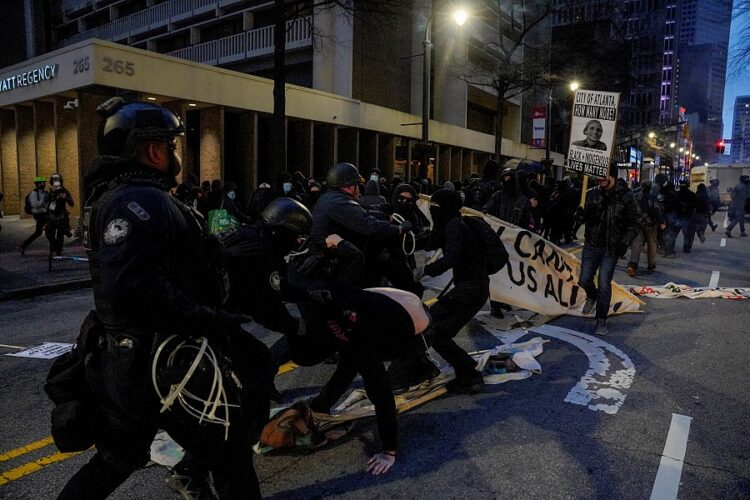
[
  {"xmin": 628, "ymin": 283, "xmax": 750, "ymax": 300},
  {"xmin": 418, "ymin": 197, "xmax": 643, "ymax": 317},
  {"xmin": 566, "ymin": 89, "xmax": 620, "ymax": 179}
]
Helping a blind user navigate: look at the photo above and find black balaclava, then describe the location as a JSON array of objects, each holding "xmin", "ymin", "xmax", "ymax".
[
  {"xmin": 641, "ymin": 180, "xmax": 652, "ymax": 194},
  {"xmin": 393, "ymin": 183, "xmax": 417, "ymax": 216},
  {"xmin": 430, "ymin": 188, "xmax": 462, "ymax": 238},
  {"xmin": 501, "ymin": 169, "xmax": 517, "ymax": 195}
]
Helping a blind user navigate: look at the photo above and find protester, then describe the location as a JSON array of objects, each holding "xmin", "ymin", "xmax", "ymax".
[
  {"xmin": 359, "ymin": 178, "xmax": 387, "ymax": 208},
  {"xmin": 465, "ymin": 159, "xmax": 500, "ymax": 210},
  {"xmin": 576, "ymin": 165, "xmax": 639, "ymax": 335},
  {"xmin": 56, "ymin": 98, "xmax": 264, "ymax": 499},
  {"xmin": 18, "ymin": 176, "xmax": 49, "ymax": 256},
  {"xmin": 45, "ymin": 173, "xmax": 75, "ymax": 256},
  {"xmin": 627, "ymin": 180, "xmax": 664, "ymax": 276},
  {"xmin": 694, "ymin": 183, "xmax": 712, "ymax": 243},
  {"xmin": 725, "ymin": 175, "xmax": 749, "ymax": 238}
]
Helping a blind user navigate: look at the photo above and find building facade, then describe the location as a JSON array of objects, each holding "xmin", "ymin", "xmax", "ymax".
[
  {"xmin": 0, "ymin": 0, "xmax": 562, "ymax": 217},
  {"xmin": 731, "ymin": 96, "xmax": 750, "ymax": 163}
]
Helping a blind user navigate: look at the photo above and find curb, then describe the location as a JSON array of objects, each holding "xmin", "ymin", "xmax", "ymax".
[{"xmin": 0, "ymin": 278, "xmax": 91, "ymax": 301}]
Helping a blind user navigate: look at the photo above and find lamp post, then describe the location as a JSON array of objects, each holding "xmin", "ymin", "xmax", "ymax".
[
  {"xmin": 545, "ymin": 80, "xmax": 579, "ymax": 181},
  {"xmin": 421, "ymin": 8, "xmax": 467, "ymax": 146}
]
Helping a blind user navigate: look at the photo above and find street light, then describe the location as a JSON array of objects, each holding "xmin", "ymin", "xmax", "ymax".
[
  {"xmin": 422, "ymin": 7, "xmax": 469, "ymax": 146},
  {"xmin": 569, "ymin": 81, "xmax": 580, "ymax": 91},
  {"xmin": 648, "ymin": 132, "xmax": 656, "ymax": 139},
  {"xmin": 670, "ymin": 142, "xmax": 676, "ymax": 148}
]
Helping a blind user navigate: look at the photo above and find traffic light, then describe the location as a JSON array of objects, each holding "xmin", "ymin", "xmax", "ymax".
[{"xmin": 715, "ymin": 140, "xmax": 726, "ymax": 154}]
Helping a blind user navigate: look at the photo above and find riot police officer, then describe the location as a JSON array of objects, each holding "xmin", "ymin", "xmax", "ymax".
[{"xmin": 57, "ymin": 98, "xmax": 264, "ymax": 499}]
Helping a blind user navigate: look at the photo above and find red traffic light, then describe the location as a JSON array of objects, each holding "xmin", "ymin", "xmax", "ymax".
[{"xmin": 715, "ymin": 140, "xmax": 726, "ymax": 154}]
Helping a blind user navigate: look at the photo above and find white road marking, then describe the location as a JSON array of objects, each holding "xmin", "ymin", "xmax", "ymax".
[
  {"xmin": 709, "ymin": 271, "xmax": 720, "ymax": 288},
  {"xmin": 720, "ymin": 238, "xmax": 726, "ymax": 247},
  {"xmin": 650, "ymin": 413, "xmax": 693, "ymax": 500},
  {"xmin": 490, "ymin": 323, "xmax": 636, "ymax": 414},
  {"xmin": 0, "ymin": 344, "xmax": 25, "ymax": 350}
]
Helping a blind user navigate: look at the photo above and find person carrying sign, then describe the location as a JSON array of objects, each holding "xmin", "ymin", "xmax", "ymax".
[{"xmin": 576, "ymin": 164, "xmax": 639, "ymax": 336}]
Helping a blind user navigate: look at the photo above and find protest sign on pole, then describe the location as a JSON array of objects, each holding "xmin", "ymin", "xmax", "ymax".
[{"xmin": 566, "ymin": 89, "xmax": 620, "ymax": 179}]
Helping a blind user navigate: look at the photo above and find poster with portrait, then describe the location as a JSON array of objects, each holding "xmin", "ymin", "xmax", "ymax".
[{"xmin": 566, "ymin": 89, "xmax": 620, "ymax": 179}]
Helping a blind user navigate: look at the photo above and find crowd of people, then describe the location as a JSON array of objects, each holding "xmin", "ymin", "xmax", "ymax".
[
  {"xmin": 44, "ymin": 98, "xmax": 750, "ymax": 500},
  {"xmin": 15, "ymin": 173, "xmax": 75, "ymax": 256}
]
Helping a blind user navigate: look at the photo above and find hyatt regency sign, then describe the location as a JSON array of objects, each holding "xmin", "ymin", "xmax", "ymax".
[{"xmin": 0, "ymin": 64, "xmax": 59, "ymax": 94}]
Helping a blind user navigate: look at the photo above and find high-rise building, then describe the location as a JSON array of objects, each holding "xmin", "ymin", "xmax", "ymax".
[{"xmin": 731, "ymin": 96, "xmax": 750, "ymax": 163}]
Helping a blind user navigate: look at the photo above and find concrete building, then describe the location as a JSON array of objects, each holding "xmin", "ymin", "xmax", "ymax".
[
  {"xmin": 731, "ymin": 96, "xmax": 750, "ymax": 163},
  {"xmin": 0, "ymin": 0, "xmax": 561, "ymax": 217}
]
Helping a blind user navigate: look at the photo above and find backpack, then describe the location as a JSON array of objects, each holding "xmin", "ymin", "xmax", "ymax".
[
  {"xmin": 462, "ymin": 216, "xmax": 509, "ymax": 275},
  {"xmin": 260, "ymin": 402, "xmax": 325, "ymax": 450},
  {"xmin": 44, "ymin": 311, "xmax": 103, "ymax": 452},
  {"xmin": 24, "ymin": 192, "xmax": 33, "ymax": 215}
]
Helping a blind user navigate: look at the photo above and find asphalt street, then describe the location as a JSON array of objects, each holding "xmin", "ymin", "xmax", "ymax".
[{"xmin": 0, "ymin": 220, "xmax": 748, "ymax": 499}]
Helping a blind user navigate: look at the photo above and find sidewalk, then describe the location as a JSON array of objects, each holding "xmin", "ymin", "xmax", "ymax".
[{"xmin": 0, "ymin": 216, "xmax": 90, "ymax": 300}]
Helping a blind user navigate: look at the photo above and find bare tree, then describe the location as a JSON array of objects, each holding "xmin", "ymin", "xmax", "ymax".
[
  {"xmin": 455, "ymin": 1, "xmax": 555, "ymax": 159},
  {"xmin": 269, "ymin": 0, "xmax": 403, "ymax": 182},
  {"xmin": 729, "ymin": 0, "xmax": 750, "ymax": 77}
]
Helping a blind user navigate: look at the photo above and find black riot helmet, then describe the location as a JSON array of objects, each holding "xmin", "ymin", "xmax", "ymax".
[
  {"xmin": 96, "ymin": 97, "xmax": 185, "ymax": 160},
  {"xmin": 261, "ymin": 197, "xmax": 313, "ymax": 236},
  {"xmin": 325, "ymin": 162, "xmax": 360, "ymax": 189}
]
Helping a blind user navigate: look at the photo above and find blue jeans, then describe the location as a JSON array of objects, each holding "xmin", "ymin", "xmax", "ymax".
[{"xmin": 578, "ymin": 246, "xmax": 618, "ymax": 319}]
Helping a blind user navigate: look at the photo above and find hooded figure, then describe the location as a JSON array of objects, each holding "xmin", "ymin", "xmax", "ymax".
[
  {"xmin": 360, "ymin": 179, "xmax": 387, "ymax": 208},
  {"xmin": 45, "ymin": 173, "xmax": 75, "ymax": 255},
  {"xmin": 465, "ymin": 159, "xmax": 500, "ymax": 210},
  {"xmin": 482, "ymin": 169, "xmax": 531, "ymax": 229}
]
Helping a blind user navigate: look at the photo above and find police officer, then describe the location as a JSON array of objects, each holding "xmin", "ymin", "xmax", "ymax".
[
  {"xmin": 58, "ymin": 98, "xmax": 263, "ymax": 499},
  {"xmin": 311, "ymin": 162, "xmax": 418, "ymax": 294}
]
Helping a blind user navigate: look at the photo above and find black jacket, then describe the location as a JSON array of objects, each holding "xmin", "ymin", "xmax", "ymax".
[
  {"xmin": 578, "ymin": 183, "xmax": 640, "ymax": 256},
  {"xmin": 310, "ymin": 189, "xmax": 400, "ymax": 249},
  {"xmin": 425, "ymin": 216, "xmax": 488, "ymax": 283}
]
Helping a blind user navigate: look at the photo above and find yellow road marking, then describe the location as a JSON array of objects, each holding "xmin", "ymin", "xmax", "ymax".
[
  {"xmin": 0, "ymin": 437, "xmax": 54, "ymax": 462},
  {"xmin": 276, "ymin": 361, "xmax": 298, "ymax": 375},
  {"xmin": 0, "ymin": 451, "xmax": 82, "ymax": 486}
]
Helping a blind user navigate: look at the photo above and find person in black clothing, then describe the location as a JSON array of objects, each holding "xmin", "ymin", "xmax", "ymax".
[
  {"xmin": 286, "ymin": 237, "xmax": 431, "ymax": 476},
  {"xmin": 465, "ymin": 159, "xmax": 500, "ymax": 210},
  {"xmin": 694, "ymin": 183, "xmax": 712, "ymax": 244},
  {"xmin": 658, "ymin": 175, "xmax": 680, "ymax": 257},
  {"xmin": 45, "ymin": 173, "xmax": 75, "ymax": 255},
  {"xmin": 57, "ymin": 98, "xmax": 265, "ymax": 499},
  {"xmin": 311, "ymin": 162, "xmax": 415, "ymax": 292},
  {"xmin": 673, "ymin": 181, "xmax": 700, "ymax": 253},
  {"xmin": 19, "ymin": 177, "xmax": 49, "ymax": 255},
  {"xmin": 576, "ymin": 166, "xmax": 639, "ymax": 335},
  {"xmin": 627, "ymin": 180, "xmax": 665, "ymax": 276},
  {"xmin": 482, "ymin": 169, "xmax": 532, "ymax": 229}
]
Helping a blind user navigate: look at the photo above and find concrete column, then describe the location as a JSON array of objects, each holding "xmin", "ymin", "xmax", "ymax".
[
  {"xmin": 16, "ymin": 105, "xmax": 37, "ymax": 218},
  {"xmin": 378, "ymin": 134, "xmax": 396, "ymax": 179},
  {"xmin": 337, "ymin": 127, "xmax": 359, "ymax": 166},
  {"xmin": 290, "ymin": 121, "xmax": 313, "ymax": 178},
  {"xmin": 313, "ymin": 124, "xmax": 336, "ymax": 180},
  {"xmin": 359, "ymin": 131, "xmax": 378, "ymax": 177},
  {"xmin": 77, "ymin": 92, "xmax": 110, "ymax": 207},
  {"xmin": 439, "ymin": 144, "xmax": 451, "ymax": 183},
  {"xmin": 451, "ymin": 147, "xmax": 462, "ymax": 180},
  {"xmin": 34, "ymin": 101, "xmax": 57, "ymax": 181},
  {"xmin": 200, "ymin": 107, "xmax": 224, "ymax": 182},
  {"xmin": 312, "ymin": 5, "xmax": 353, "ymax": 97},
  {"xmin": 0, "ymin": 110, "xmax": 20, "ymax": 215},
  {"xmin": 55, "ymin": 97, "xmax": 80, "ymax": 217},
  {"xmin": 163, "ymin": 101, "xmax": 190, "ymax": 183},
  {"xmin": 237, "ymin": 111, "xmax": 257, "ymax": 199},
  {"xmin": 462, "ymin": 149, "xmax": 473, "ymax": 179}
]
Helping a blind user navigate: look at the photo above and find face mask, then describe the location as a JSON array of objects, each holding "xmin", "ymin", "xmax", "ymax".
[
  {"xmin": 370, "ymin": 174, "xmax": 379, "ymax": 182},
  {"xmin": 227, "ymin": 191, "xmax": 236, "ymax": 200},
  {"xmin": 283, "ymin": 182, "xmax": 293, "ymax": 194},
  {"xmin": 53, "ymin": 181, "xmax": 61, "ymax": 188}
]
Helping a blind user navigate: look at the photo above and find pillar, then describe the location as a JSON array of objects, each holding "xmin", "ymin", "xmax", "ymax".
[
  {"xmin": 312, "ymin": 5, "xmax": 353, "ymax": 97},
  {"xmin": 34, "ymin": 101, "xmax": 57, "ymax": 182},
  {"xmin": 237, "ymin": 111, "xmax": 257, "ymax": 199},
  {"xmin": 462, "ymin": 149, "xmax": 473, "ymax": 179},
  {"xmin": 16, "ymin": 105, "xmax": 36, "ymax": 218},
  {"xmin": 439, "ymin": 144, "xmax": 451, "ymax": 183},
  {"xmin": 200, "ymin": 107, "xmax": 224, "ymax": 182},
  {"xmin": 0, "ymin": 110, "xmax": 20, "ymax": 215},
  {"xmin": 377, "ymin": 134, "xmax": 395, "ymax": 179},
  {"xmin": 288, "ymin": 120, "xmax": 313, "ymax": 178},
  {"xmin": 337, "ymin": 127, "xmax": 359, "ymax": 166},
  {"xmin": 313, "ymin": 124, "xmax": 336, "ymax": 180},
  {"xmin": 359, "ymin": 131, "xmax": 378, "ymax": 176},
  {"xmin": 451, "ymin": 147, "xmax": 462, "ymax": 181},
  {"xmin": 55, "ymin": 97, "xmax": 80, "ymax": 216}
]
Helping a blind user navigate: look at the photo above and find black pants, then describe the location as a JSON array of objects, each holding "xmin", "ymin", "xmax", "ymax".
[
  {"xmin": 20, "ymin": 213, "xmax": 47, "ymax": 250},
  {"xmin": 46, "ymin": 217, "xmax": 69, "ymax": 255},
  {"xmin": 427, "ymin": 280, "xmax": 488, "ymax": 378}
]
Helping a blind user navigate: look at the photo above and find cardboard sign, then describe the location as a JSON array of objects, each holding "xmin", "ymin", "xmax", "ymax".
[
  {"xmin": 566, "ymin": 89, "xmax": 620, "ymax": 179},
  {"xmin": 5, "ymin": 342, "xmax": 73, "ymax": 359}
]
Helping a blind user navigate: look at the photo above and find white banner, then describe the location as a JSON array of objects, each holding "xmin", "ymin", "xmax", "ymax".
[
  {"xmin": 418, "ymin": 197, "xmax": 643, "ymax": 317},
  {"xmin": 566, "ymin": 89, "xmax": 620, "ymax": 179}
]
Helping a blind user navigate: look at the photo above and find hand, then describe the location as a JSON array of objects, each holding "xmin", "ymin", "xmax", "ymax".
[
  {"xmin": 399, "ymin": 220, "xmax": 413, "ymax": 234},
  {"xmin": 326, "ymin": 234, "xmax": 343, "ymax": 249},
  {"xmin": 366, "ymin": 452, "xmax": 395, "ymax": 475},
  {"xmin": 660, "ymin": 223, "xmax": 667, "ymax": 230},
  {"xmin": 530, "ymin": 198, "xmax": 539, "ymax": 208}
]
